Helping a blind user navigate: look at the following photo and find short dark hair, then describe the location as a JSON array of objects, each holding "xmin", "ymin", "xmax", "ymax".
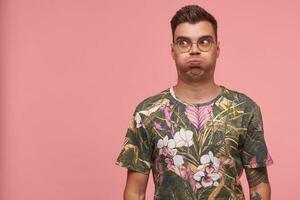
[{"xmin": 170, "ymin": 5, "xmax": 218, "ymax": 42}]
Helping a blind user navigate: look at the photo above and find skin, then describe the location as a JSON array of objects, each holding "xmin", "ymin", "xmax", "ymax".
[
  {"xmin": 124, "ymin": 170, "xmax": 149, "ymax": 200},
  {"xmin": 246, "ymin": 167, "xmax": 271, "ymax": 200},
  {"xmin": 171, "ymin": 21, "xmax": 221, "ymax": 104},
  {"xmin": 123, "ymin": 20, "xmax": 271, "ymax": 200}
]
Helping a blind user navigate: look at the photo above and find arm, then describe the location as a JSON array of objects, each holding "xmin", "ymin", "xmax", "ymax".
[
  {"xmin": 245, "ymin": 167, "xmax": 271, "ymax": 200},
  {"xmin": 124, "ymin": 169, "xmax": 150, "ymax": 200}
]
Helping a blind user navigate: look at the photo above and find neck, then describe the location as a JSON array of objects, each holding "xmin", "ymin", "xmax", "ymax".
[{"xmin": 173, "ymin": 78, "xmax": 221, "ymax": 104}]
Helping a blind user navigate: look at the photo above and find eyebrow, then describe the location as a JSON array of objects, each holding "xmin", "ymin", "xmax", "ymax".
[{"xmin": 175, "ymin": 35, "xmax": 214, "ymax": 41}]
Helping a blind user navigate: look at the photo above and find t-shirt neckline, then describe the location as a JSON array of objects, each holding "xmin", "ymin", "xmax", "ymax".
[{"xmin": 169, "ymin": 85, "xmax": 225, "ymax": 107}]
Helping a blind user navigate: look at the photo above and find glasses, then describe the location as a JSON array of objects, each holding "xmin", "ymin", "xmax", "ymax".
[{"xmin": 174, "ymin": 37, "xmax": 216, "ymax": 53}]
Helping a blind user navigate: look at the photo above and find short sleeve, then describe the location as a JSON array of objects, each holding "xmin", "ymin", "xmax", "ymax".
[
  {"xmin": 241, "ymin": 104, "xmax": 274, "ymax": 169},
  {"xmin": 115, "ymin": 108, "xmax": 153, "ymax": 174}
]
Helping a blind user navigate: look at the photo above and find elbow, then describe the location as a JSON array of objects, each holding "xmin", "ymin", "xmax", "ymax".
[
  {"xmin": 123, "ymin": 187, "xmax": 146, "ymax": 200},
  {"xmin": 250, "ymin": 182, "xmax": 271, "ymax": 192}
]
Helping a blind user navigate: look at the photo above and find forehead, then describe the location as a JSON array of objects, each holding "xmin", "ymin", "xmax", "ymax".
[{"xmin": 174, "ymin": 21, "xmax": 215, "ymax": 41}]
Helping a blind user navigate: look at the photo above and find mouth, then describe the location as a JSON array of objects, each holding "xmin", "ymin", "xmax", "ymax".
[
  {"xmin": 187, "ymin": 60, "xmax": 203, "ymax": 66},
  {"xmin": 188, "ymin": 63, "xmax": 202, "ymax": 68}
]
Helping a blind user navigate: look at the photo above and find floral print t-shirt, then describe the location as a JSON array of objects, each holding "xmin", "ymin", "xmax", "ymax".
[{"xmin": 116, "ymin": 85, "xmax": 273, "ymax": 200}]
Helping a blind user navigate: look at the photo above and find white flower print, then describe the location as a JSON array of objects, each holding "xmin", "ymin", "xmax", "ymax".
[
  {"xmin": 193, "ymin": 151, "xmax": 222, "ymax": 188},
  {"xmin": 173, "ymin": 155, "xmax": 184, "ymax": 166},
  {"xmin": 157, "ymin": 136, "xmax": 175, "ymax": 149},
  {"xmin": 157, "ymin": 136, "xmax": 177, "ymax": 156},
  {"xmin": 156, "ymin": 136, "xmax": 185, "ymax": 167},
  {"xmin": 174, "ymin": 128, "xmax": 194, "ymax": 147},
  {"xmin": 135, "ymin": 113, "xmax": 142, "ymax": 128}
]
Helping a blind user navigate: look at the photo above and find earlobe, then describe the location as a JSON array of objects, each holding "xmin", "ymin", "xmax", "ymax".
[
  {"xmin": 216, "ymin": 42, "xmax": 220, "ymax": 58},
  {"xmin": 171, "ymin": 44, "xmax": 175, "ymax": 59}
]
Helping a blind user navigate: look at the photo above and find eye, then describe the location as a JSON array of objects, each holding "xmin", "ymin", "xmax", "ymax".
[
  {"xmin": 176, "ymin": 39, "xmax": 190, "ymax": 47},
  {"xmin": 198, "ymin": 38, "xmax": 211, "ymax": 46}
]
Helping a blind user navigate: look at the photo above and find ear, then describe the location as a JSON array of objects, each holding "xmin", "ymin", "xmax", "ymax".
[
  {"xmin": 216, "ymin": 41, "xmax": 220, "ymax": 58},
  {"xmin": 171, "ymin": 43, "xmax": 175, "ymax": 60}
]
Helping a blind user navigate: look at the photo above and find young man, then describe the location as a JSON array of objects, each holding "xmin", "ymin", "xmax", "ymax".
[{"xmin": 116, "ymin": 5, "xmax": 273, "ymax": 200}]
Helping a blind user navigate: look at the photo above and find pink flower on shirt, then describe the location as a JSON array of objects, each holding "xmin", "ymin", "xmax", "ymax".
[{"xmin": 185, "ymin": 104, "xmax": 213, "ymax": 131}]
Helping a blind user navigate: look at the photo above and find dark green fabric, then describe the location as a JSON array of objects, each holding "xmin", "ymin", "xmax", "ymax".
[{"xmin": 116, "ymin": 85, "xmax": 273, "ymax": 200}]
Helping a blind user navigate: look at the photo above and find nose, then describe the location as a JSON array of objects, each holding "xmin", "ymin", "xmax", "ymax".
[{"xmin": 190, "ymin": 43, "xmax": 200, "ymax": 54}]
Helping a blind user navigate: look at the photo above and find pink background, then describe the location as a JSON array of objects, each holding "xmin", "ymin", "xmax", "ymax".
[{"xmin": 1, "ymin": 1, "xmax": 299, "ymax": 199}]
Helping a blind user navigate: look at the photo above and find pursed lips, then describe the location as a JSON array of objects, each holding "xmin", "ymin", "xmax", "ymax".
[{"xmin": 187, "ymin": 59, "xmax": 203, "ymax": 66}]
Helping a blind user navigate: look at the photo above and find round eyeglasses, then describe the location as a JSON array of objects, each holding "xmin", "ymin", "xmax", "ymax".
[{"xmin": 174, "ymin": 37, "xmax": 216, "ymax": 53}]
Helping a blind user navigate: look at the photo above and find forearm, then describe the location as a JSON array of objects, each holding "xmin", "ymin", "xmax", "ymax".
[
  {"xmin": 245, "ymin": 167, "xmax": 271, "ymax": 200},
  {"xmin": 250, "ymin": 183, "xmax": 271, "ymax": 200},
  {"xmin": 124, "ymin": 189, "xmax": 145, "ymax": 200},
  {"xmin": 124, "ymin": 170, "xmax": 149, "ymax": 200}
]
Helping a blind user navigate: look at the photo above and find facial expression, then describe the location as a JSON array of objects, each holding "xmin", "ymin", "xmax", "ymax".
[{"xmin": 171, "ymin": 21, "xmax": 220, "ymax": 83}]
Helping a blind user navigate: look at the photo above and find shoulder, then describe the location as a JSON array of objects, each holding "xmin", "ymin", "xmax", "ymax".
[
  {"xmin": 221, "ymin": 85, "xmax": 261, "ymax": 111},
  {"xmin": 133, "ymin": 87, "xmax": 171, "ymax": 113}
]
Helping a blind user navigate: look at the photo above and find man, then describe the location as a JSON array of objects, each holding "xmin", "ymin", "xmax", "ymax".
[{"xmin": 116, "ymin": 5, "xmax": 273, "ymax": 200}]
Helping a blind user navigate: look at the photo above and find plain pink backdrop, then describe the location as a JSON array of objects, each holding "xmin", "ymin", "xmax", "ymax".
[{"xmin": 1, "ymin": 1, "xmax": 299, "ymax": 199}]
